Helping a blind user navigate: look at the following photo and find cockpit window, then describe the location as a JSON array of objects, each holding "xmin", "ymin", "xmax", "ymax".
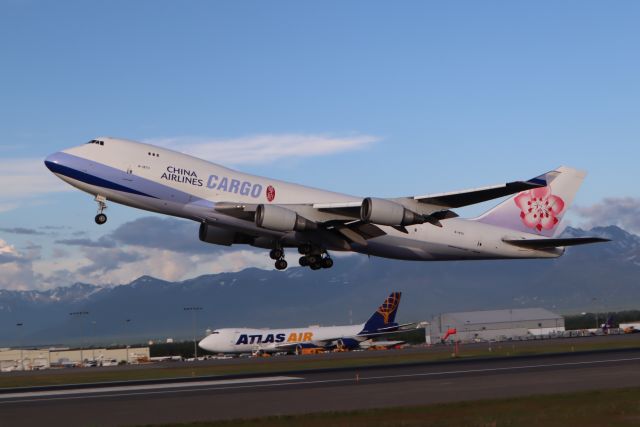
[{"xmin": 86, "ymin": 139, "xmax": 104, "ymax": 145}]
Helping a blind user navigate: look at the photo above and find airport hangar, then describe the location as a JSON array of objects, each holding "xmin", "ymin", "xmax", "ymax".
[
  {"xmin": 428, "ymin": 307, "xmax": 565, "ymax": 343},
  {"xmin": 0, "ymin": 347, "xmax": 150, "ymax": 371}
]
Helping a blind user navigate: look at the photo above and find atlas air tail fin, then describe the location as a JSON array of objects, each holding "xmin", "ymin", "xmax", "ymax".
[
  {"xmin": 474, "ymin": 166, "xmax": 585, "ymax": 237},
  {"xmin": 360, "ymin": 292, "xmax": 401, "ymax": 334}
]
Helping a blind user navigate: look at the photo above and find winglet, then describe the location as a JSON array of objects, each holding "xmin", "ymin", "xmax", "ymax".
[
  {"xmin": 503, "ymin": 169, "xmax": 552, "ymax": 193},
  {"xmin": 524, "ymin": 170, "xmax": 554, "ymax": 188}
]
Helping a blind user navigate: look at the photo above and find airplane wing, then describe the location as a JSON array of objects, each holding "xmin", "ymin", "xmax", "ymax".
[
  {"xmin": 325, "ymin": 221, "xmax": 386, "ymax": 245},
  {"xmin": 411, "ymin": 171, "xmax": 551, "ymax": 209},
  {"xmin": 210, "ymin": 170, "xmax": 552, "ymax": 243},
  {"xmin": 503, "ymin": 237, "xmax": 610, "ymax": 249},
  {"xmin": 214, "ymin": 201, "xmax": 387, "ymax": 245},
  {"xmin": 314, "ymin": 170, "xmax": 551, "ymax": 224},
  {"xmin": 273, "ymin": 340, "xmax": 334, "ymax": 351}
]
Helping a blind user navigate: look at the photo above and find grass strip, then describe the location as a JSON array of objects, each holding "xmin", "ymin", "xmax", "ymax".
[{"xmin": 150, "ymin": 387, "xmax": 640, "ymax": 427}]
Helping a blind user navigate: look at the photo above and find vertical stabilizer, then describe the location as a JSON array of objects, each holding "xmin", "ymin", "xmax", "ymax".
[
  {"xmin": 475, "ymin": 166, "xmax": 586, "ymax": 237},
  {"xmin": 360, "ymin": 292, "xmax": 401, "ymax": 333}
]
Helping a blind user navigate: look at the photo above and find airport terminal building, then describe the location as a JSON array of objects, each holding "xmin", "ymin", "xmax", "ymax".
[
  {"xmin": 0, "ymin": 347, "xmax": 150, "ymax": 371},
  {"xmin": 430, "ymin": 308, "xmax": 565, "ymax": 342}
]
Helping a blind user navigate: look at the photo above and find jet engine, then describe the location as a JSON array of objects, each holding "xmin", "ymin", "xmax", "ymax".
[
  {"xmin": 336, "ymin": 338, "xmax": 361, "ymax": 350},
  {"xmin": 198, "ymin": 223, "xmax": 238, "ymax": 246},
  {"xmin": 255, "ymin": 204, "xmax": 317, "ymax": 232},
  {"xmin": 360, "ymin": 197, "xmax": 425, "ymax": 226}
]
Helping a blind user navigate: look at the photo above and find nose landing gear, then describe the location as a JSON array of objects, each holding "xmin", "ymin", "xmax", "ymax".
[{"xmin": 94, "ymin": 195, "xmax": 108, "ymax": 225}]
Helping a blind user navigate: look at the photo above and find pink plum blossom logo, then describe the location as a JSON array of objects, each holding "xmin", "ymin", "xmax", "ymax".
[
  {"xmin": 266, "ymin": 185, "xmax": 276, "ymax": 202},
  {"xmin": 514, "ymin": 187, "xmax": 565, "ymax": 232}
]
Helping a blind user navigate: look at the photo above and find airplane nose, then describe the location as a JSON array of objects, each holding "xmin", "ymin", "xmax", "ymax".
[
  {"xmin": 198, "ymin": 334, "xmax": 220, "ymax": 353},
  {"xmin": 44, "ymin": 152, "xmax": 63, "ymax": 172},
  {"xmin": 197, "ymin": 336, "xmax": 209, "ymax": 351}
]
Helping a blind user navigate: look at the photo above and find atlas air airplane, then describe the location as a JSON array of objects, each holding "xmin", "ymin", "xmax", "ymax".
[
  {"xmin": 44, "ymin": 137, "xmax": 608, "ymax": 270},
  {"xmin": 198, "ymin": 292, "xmax": 409, "ymax": 354}
]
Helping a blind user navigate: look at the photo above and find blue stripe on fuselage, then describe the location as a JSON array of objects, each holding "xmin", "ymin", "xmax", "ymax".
[{"xmin": 45, "ymin": 159, "xmax": 157, "ymax": 199}]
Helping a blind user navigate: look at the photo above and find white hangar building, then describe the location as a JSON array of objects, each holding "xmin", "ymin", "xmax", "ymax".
[{"xmin": 430, "ymin": 307, "xmax": 565, "ymax": 342}]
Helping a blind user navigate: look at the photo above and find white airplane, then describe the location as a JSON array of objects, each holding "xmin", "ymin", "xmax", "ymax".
[
  {"xmin": 198, "ymin": 292, "xmax": 409, "ymax": 354},
  {"xmin": 44, "ymin": 137, "xmax": 608, "ymax": 270}
]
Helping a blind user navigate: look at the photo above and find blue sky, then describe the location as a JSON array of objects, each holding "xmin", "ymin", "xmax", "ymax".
[{"xmin": 1, "ymin": 1, "xmax": 639, "ymax": 290}]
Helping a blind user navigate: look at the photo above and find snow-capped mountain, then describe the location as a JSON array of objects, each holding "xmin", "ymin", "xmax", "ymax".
[{"xmin": 0, "ymin": 225, "xmax": 637, "ymax": 347}]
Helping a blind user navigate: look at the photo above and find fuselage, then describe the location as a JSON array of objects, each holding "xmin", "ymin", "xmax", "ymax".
[
  {"xmin": 199, "ymin": 324, "xmax": 365, "ymax": 354},
  {"xmin": 44, "ymin": 137, "xmax": 563, "ymax": 261}
]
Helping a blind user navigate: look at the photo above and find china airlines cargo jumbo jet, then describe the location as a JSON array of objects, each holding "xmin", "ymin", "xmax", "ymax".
[
  {"xmin": 198, "ymin": 292, "xmax": 409, "ymax": 354},
  {"xmin": 44, "ymin": 137, "xmax": 608, "ymax": 270}
]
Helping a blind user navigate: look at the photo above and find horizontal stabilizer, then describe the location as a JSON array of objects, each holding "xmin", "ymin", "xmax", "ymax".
[
  {"xmin": 503, "ymin": 237, "xmax": 610, "ymax": 249},
  {"xmin": 360, "ymin": 321, "xmax": 417, "ymax": 335},
  {"xmin": 357, "ymin": 328, "xmax": 415, "ymax": 338}
]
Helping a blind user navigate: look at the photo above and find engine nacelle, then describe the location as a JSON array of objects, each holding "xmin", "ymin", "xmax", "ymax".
[
  {"xmin": 336, "ymin": 338, "xmax": 361, "ymax": 350},
  {"xmin": 255, "ymin": 204, "xmax": 317, "ymax": 232},
  {"xmin": 198, "ymin": 223, "xmax": 237, "ymax": 246},
  {"xmin": 360, "ymin": 197, "xmax": 425, "ymax": 226}
]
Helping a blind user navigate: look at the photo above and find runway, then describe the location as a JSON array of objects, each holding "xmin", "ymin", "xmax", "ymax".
[{"xmin": 2, "ymin": 348, "xmax": 640, "ymax": 426}]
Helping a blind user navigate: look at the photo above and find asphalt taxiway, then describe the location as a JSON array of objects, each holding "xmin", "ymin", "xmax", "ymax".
[{"xmin": 2, "ymin": 347, "xmax": 640, "ymax": 426}]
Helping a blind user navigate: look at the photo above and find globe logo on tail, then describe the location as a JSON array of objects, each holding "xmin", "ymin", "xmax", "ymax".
[{"xmin": 377, "ymin": 292, "xmax": 401, "ymax": 324}]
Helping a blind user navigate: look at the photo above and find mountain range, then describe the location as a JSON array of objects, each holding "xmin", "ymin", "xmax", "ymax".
[{"xmin": 1, "ymin": 225, "xmax": 638, "ymax": 347}]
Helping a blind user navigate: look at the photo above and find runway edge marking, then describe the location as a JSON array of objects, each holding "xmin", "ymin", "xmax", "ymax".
[{"xmin": 0, "ymin": 376, "xmax": 302, "ymax": 400}]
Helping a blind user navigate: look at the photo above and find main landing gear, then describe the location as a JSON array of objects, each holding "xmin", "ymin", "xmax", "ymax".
[
  {"xmin": 270, "ymin": 247, "xmax": 288, "ymax": 271},
  {"xmin": 94, "ymin": 195, "xmax": 108, "ymax": 225},
  {"xmin": 297, "ymin": 245, "xmax": 333, "ymax": 270},
  {"xmin": 269, "ymin": 245, "xmax": 334, "ymax": 271}
]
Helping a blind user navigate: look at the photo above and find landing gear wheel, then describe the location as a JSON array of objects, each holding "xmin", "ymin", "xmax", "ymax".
[
  {"xmin": 321, "ymin": 257, "xmax": 334, "ymax": 269},
  {"xmin": 310, "ymin": 263, "xmax": 321, "ymax": 271},
  {"xmin": 306, "ymin": 255, "xmax": 320, "ymax": 265},
  {"xmin": 269, "ymin": 248, "xmax": 283, "ymax": 260},
  {"xmin": 95, "ymin": 213, "xmax": 107, "ymax": 225},
  {"xmin": 275, "ymin": 259, "xmax": 288, "ymax": 270},
  {"xmin": 298, "ymin": 256, "xmax": 309, "ymax": 267},
  {"xmin": 94, "ymin": 195, "xmax": 108, "ymax": 225}
]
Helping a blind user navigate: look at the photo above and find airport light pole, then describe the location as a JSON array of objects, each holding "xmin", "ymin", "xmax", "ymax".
[
  {"xmin": 184, "ymin": 306, "xmax": 203, "ymax": 360},
  {"xmin": 124, "ymin": 319, "xmax": 132, "ymax": 346},
  {"xmin": 16, "ymin": 323, "xmax": 23, "ymax": 371},
  {"xmin": 91, "ymin": 320, "xmax": 97, "ymax": 361},
  {"xmin": 464, "ymin": 320, "xmax": 470, "ymax": 344},
  {"xmin": 69, "ymin": 311, "xmax": 89, "ymax": 365},
  {"xmin": 124, "ymin": 319, "xmax": 132, "ymax": 363}
]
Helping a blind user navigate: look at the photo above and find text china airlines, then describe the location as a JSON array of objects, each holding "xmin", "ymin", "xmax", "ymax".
[{"xmin": 161, "ymin": 166, "xmax": 264, "ymax": 198}]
